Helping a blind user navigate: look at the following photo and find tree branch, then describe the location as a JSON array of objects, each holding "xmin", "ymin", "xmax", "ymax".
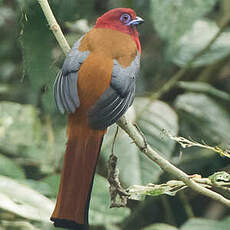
[
  {"xmin": 37, "ymin": 0, "xmax": 70, "ymax": 55},
  {"xmin": 164, "ymin": 130, "xmax": 230, "ymax": 159},
  {"xmin": 37, "ymin": 0, "xmax": 230, "ymax": 208},
  {"xmin": 117, "ymin": 116, "xmax": 230, "ymax": 207},
  {"xmin": 128, "ymin": 172, "xmax": 230, "ymax": 199}
]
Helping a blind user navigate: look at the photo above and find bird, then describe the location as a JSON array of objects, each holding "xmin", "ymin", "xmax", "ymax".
[{"xmin": 50, "ymin": 8, "xmax": 143, "ymax": 230}]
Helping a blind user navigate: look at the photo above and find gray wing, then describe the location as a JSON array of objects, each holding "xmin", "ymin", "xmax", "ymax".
[
  {"xmin": 54, "ymin": 36, "xmax": 89, "ymax": 114},
  {"xmin": 88, "ymin": 54, "xmax": 140, "ymax": 130}
]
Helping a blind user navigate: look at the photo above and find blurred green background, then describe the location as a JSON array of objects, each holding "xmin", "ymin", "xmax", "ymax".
[{"xmin": 0, "ymin": 0, "xmax": 230, "ymax": 229}]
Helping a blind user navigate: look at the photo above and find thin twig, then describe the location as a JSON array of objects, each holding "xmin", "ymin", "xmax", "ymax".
[
  {"xmin": 133, "ymin": 123, "xmax": 147, "ymax": 153},
  {"xmin": 111, "ymin": 126, "xmax": 119, "ymax": 156},
  {"xmin": 128, "ymin": 172, "xmax": 230, "ymax": 199},
  {"xmin": 37, "ymin": 0, "xmax": 230, "ymax": 208},
  {"xmin": 117, "ymin": 116, "xmax": 230, "ymax": 207},
  {"xmin": 163, "ymin": 129, "xmax": 230, "ymax": 159},
  {"xmin": 108, "ymin": 126, "xmax": 129, "ymax": 208},
  {"xmin": 37, "ymin": 0, "xmax": 70, "ymax": 55}
]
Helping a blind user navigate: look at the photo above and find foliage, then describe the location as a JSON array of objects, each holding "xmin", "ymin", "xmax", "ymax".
[{"xmin": 0, "ymin": 0, "xmax": 230, "ymax": 230}]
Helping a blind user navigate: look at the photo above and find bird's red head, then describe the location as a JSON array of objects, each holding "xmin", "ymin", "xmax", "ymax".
[{"xmin": 95, "ymin": 8, "xmax": 144, "ymax": 54}]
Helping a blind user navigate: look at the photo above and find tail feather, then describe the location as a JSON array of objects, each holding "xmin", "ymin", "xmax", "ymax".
[{"xmin": 51, "ymin": 119, "xmax": 104, "ymax": 229}]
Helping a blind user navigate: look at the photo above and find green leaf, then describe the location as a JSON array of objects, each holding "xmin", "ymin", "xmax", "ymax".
[
  {"xmin": 222, "ymin": 216, "xmax": 230, "ymax": 225},
  {"xmin": 128, "ymin": 180, "xmax": 187, "ymax": 200},
  {"xmin": 0, "ymin": 175, "xmax": 54, "ymax": 222},
  {"xmin": 143, "ymin": 223, "xmax": 178, "ymax": 230},
  {"xmin": 171, "ymin": 20, "xmax": 230, "ymax": 67},
  {"xmin": 1, "ymin": 221, "xmax": 40, "ymax": 230},
  {"xmin": 24, "ymin": 179, "xmax": 55, "ymax": 198},
  {"xmin": 53, "ymin": 0, "xmax": 95, "ymax": 21},
  {"xmin": 135, "ymin": 98, "xmax": 178, "ymax": 158},
  {"xmin": 41, "ymin": 174, "xmax": 61, "ymax": 197},
  {"xmin": 0, "ymin": 62, "xmax": 16, "ymax": 81},
  {"xmin": 16, "ymin": 0, "xmax": 32, "ymax": 8},
  {"xmin": 135, "ymin": 98, "xmax": 178, "ymax": 184},
  {"xmin": 150, "ymin": 1, "xmax": 225, "ymax": 67},
  {"xmin": 180, "ymin": 218, "xmax": 227, "ymax": 230},
  {"xmin": 0, "ymin": 220, "xmax": 63, "ymax": 230},
  {"xmin": 0, "ymin": 102, "xmax": 42, "ymax": 155},
  {"xmin": 101, "ymin": 123, "xmax": 143, "ymax": 186},
  {"xmin": 104, "ymin": 224, "xmax": 121, "ymax": 230},
  {"xmin": 101, "ymin": 98, "xmax": 178, "ymax": 186},
  {"xmin": 89, "ymin": 174, "xmax": 130, "ymax": 225},
  {"xmin": 0, "ymin": 7, "xmax": 14, "ymax": 28},
  {"xmin": 0, "ymin": 101, "xmax": 65, "ymax": 174},
  {"xmin": 150, "ymin": 0, "xmax": 217, "ymax": 42},
  {"xmin": 175, "ymin": 93, "xmax": 230, "ymax": 145},
  {"xmin": 0, "ymin": 154, "xmax": 25, "ymax": 179},
  {"xmin": 22, "ymin": 3, "xmax": 56, "ymax": 113},
  {"xmin": 177, "ymin": 81, "xmax": 230, "ymax": 102}
]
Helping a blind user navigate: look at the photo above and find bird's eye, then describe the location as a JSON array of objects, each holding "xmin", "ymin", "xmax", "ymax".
[{"xmin": 120, "ymin": 13, "xmax": 131, "ymax": 24}]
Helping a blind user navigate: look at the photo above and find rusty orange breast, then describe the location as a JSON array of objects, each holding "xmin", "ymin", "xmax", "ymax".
[{"xmin": 69, "ymin": 28, "xmax": 137, "ymax": 124}]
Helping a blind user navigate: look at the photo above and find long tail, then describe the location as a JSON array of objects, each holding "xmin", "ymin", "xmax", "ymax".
[{"xmin": 51, "ymin": 115, "xmax": 105, "ymax": 229}]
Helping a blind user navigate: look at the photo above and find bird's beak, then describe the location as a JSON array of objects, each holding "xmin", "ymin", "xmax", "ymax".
[{"xmin": 127, "ymin": 16, "xmax": 144, "ymax": 26}]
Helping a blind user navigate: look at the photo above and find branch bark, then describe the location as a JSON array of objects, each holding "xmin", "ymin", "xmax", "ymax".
[
  {"xmin": 37, "ymin": 0, "xmax": 70, "ymax": 55},
  {"xmin": 128, "ymin": 172, "xmax": 230, "ymax": 198},
  {"xmin": 117, "ymin": 116, "xmax": 230, "ymax": 207},
  {"xmin": 37, "ymin": 0, "xmax": 230, "ymax": 208}
]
